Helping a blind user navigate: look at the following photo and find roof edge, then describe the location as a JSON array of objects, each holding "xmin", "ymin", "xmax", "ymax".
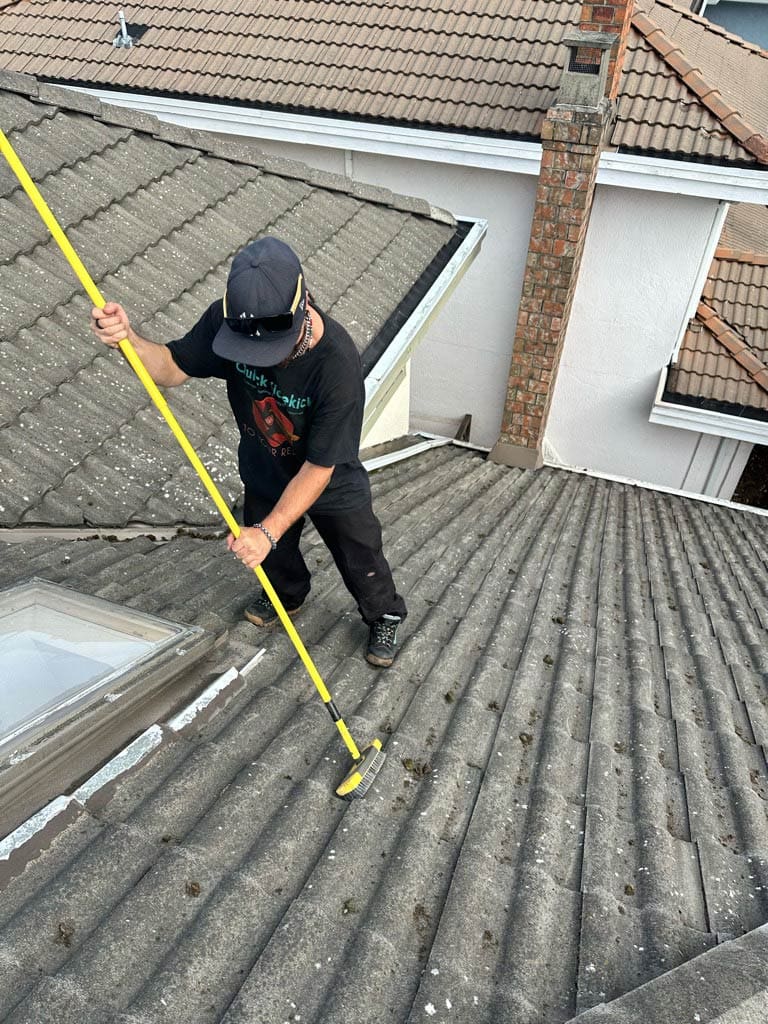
[
  {"xmin": 650, "ymin": 0, "xmax": 768, "ymax": 58},
  {"xmin": 566, "ymin": 922, "xmax": 768, "ymax": 1023},
  {"xmin": 0, "ymin": 68, "xmax": 457, "ymax": 228},
  {"xmin": 631, "ymin": 9, "xmax": 768, "ymax": 166}
]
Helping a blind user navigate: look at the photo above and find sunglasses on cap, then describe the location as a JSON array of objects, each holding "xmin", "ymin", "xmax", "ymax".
[
  {"xmin": 223, "ymin": 274, "xmax": 304, "ymax": 337},
  {"xmin": 224, "ymin": 312, "xmax": 296, "ymax": 336}
]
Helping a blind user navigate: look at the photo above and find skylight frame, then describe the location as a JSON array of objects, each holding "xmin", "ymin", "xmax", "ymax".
[{"xmin": 0, "ymin": 578, "xmax": 202, "ymax": 756}]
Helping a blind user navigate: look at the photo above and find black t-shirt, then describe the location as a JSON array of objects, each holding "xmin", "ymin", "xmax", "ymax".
[{"xmin": 167, "ymin": 300, "xmax": 370, "ymax": 513}]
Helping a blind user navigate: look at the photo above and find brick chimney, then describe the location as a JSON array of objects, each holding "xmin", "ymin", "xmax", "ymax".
[{"xmin": 489, "ymin": 1, "xmax": 633, "ymax": 470}]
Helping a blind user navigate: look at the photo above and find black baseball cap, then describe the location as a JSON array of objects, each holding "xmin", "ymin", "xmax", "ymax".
[{"xmin": 213, "ymin": 237, "xmax": 307, "ymax": 366}]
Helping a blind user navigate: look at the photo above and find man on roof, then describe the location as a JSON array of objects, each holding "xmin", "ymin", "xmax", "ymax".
[{"xmin": 90, "ymin": 236, "xmax": 407, "ymax": 668}]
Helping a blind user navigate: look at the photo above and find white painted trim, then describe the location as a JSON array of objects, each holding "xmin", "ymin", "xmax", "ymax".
[
  {"xmin": 416, "ymin": 431, "xmax": 492, "ymax": 453},
  {"xmin": 363, "ymin": 219, "xmax": 488, "ymax": 437},
  {"xmin": 239, "ymin": 649, "xmax": 267, "ymax": 677},
  {"xmin": 67, "ymin": 85, "xmax": 768, "ymax": 201},
  {"xmin": 650, "ymin": 366, "xmax": 768, "ymax": 445},
  {"xmin": 166, "ymin": 667, "xmax": 239, "ymax": 731},
  {"xmin": 671, "ymin": 200, "xmax": 729, "ymax": 362},
  {"xmin": 0, "ymin": 795, "xmax": 77, "ymax": 862},
  {"xmin": 73, "ymin": 724, "xmax": 164, "ymax": 802},
  {"xmin": 597, "ymin": 152, "xmax": 768, "ymax": 202},
  {"xmin": 362, "ymin": 437, "xmax": 453, "ymax": 473}
]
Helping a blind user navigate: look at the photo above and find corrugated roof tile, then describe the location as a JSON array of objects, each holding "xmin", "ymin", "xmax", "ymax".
[{"xmin": 3, "ymin": 454, "xmax": 765, "ymax": 1021}]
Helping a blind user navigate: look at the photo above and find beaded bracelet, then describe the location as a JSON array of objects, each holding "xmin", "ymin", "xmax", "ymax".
[{"xmin": 253, "ymin": 522, "xmax": 278, "ymax": 551}]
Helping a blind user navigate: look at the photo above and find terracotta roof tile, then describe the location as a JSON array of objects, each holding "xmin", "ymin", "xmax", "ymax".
[
  {"xmin": 628, "ymin": 3, "xmax": 768, "ymax": 164},
  {"xmin": 668, "ymin": 207, "xmax": 768, "ymax": 412},
  {"xmin": 0, "ymin": 0, "xmax": 765, "ymax": 164}
]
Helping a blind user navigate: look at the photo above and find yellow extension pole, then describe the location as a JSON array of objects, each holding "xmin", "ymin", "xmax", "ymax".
[{"xmin": 0, "ymin": 127, "xmax": 362, "ymax": 763}]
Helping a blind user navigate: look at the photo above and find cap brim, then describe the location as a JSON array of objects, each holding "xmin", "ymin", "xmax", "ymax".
[{"xmin": 212, "ymin": 317, "xmax": 300, "ymax": 367}]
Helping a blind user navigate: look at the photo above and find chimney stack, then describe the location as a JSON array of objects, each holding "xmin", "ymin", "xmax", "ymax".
[
  {"xmin": 579, "ymin": 2, "xmax": 633, "ymax": 99},
  {"xmin": 489, "ymin": 1, "xmax": 634, "ymax": 470}
]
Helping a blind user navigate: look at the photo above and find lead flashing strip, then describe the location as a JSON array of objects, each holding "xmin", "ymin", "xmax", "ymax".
[{"xmin": 0, "ymin": 656, "xmax": 263, "ymax": 884}]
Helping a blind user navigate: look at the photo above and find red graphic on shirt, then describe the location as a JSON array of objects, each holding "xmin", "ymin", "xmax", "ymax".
[{"xmin": 252, "ymin": 396, "xmax": 300, "ymax": 448}]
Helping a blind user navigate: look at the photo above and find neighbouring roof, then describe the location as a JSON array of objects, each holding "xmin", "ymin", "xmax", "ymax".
[
  {"xmin": 625, "ymin": 0, "xmax": 768, "ymax": 164},
  {"xmin": 666, "ymin": 204, "xmax": 768, "ymax": 417},
  {"xmin": 0, "ymin": 1, "xmax": 766, "ymax": 167},
  {"xmin": 0, "ymin": 69, "xmax": 460, "ymax": 531},
  {"xmin": 1, "ymin": 447, "xmax": 768, "ymax": 1022}
]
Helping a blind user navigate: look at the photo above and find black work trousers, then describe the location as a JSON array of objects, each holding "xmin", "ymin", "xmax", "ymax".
[{"xmin": 244, "ymin": 491, "xmax": 407, "ymax": 625}]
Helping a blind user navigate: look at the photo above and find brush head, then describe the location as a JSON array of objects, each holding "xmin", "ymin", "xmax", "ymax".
[{"xmin": 336, "ymin": 739, "xmax": 385, "ymax": 800}]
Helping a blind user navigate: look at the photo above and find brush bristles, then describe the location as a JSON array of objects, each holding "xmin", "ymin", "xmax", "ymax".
[{"xmin": 335, "ymin": 740, "xmax": 385, "ymax": 800}]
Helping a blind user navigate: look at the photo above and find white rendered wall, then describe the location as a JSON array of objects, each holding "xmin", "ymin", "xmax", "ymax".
[
  {"xmin": 238, "ymin": 135, "xmax": 536, "ymax": 447},
  {"xmin": 545, "ymin": 186, "xmax": 729, "ymax": 492},
  {"xmin": 361, "ymin": 364, "xmax": 411, "ymax": 449}
]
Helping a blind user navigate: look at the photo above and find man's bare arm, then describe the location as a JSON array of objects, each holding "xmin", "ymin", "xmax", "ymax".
[
  {"xmin": 91, "ymin": 301, "xmax": 188, "ymax": 387},
  {"xmin": 228, "ymin": 461, "xmax": 335, "ymax": 570}
]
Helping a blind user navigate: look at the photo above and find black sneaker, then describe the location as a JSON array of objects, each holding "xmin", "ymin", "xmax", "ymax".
[
  {"xmin": 244, "ymin": 591, "xmax": 302, "ymax": 628},
  {"xmin": 366, "ymin": 614, "xmax": 402, "ymax": 667}
]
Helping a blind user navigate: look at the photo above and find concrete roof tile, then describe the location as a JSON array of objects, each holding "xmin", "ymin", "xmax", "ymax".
[
  {"xmin": 0, "ymin": 452, "xmax": 768, "ymax": 1018},
  {"xmin": 0, "ymin": 77, "xmax": 457, "ymax": 526}
]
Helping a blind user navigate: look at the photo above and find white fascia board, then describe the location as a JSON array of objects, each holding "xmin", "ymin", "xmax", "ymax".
[
  {"xmin": 598, "ymin": 151, "xmax": 768, "ymax": 202},
  {"xmin": 362, "ymin": 218, "xmax": 487, "ymax": 435},
  {"xmin": 70, "ymin": 86, "xmax": 768, "ymax": 200},
  {"xmin": 70, "ymin": 87, "xmax": 543, "ymax": 175},
  {"xmin": 650, "ymin": 366, "xmax": 768, "ymax": 445}
]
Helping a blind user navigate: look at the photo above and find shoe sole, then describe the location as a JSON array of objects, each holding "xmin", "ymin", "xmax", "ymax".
[
  {"xmin": 244, "ymin": 606, "xmax": 301, "ymax": 628},
  {"xmin": 366, "ymin": 652, "xmax": 394, "ymax": 668}
]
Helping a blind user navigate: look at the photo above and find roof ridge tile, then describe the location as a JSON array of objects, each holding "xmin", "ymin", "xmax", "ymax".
[
  {"xmin": 715, "ymin": 247, "xmax": 768, "ymax": 267},
  {"xmin": 631, "ymin": 9, "xmax": 768, "ymax": 165},
  {"xmin": 0, "ymin": 69, "xmax": 455, "ymax": 226},
  {"xmin": 649, "ymin": 0, "xmax": 768, "ymax": 58},
  {"xmin": 696, "ymin": 301, "xmax": 768, "ymax": 393}
]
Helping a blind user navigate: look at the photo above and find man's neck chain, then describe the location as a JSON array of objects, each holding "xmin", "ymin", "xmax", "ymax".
[{"xmin": 286, "ymin": 312, "xmax": 313, "ymax": 364}]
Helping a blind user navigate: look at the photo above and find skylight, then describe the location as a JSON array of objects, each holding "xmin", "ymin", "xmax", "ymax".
[{"xmin": 0, "ymin": 579, "xmax": 199, "ymax": 755}]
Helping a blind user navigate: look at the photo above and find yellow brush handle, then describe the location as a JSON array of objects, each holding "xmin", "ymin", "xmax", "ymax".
[{"xmin": 0, "ymin": 127, "xmax": 360, "ymax": 760}]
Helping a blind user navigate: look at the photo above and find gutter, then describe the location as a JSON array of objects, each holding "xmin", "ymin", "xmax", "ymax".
[
  {"xmin": 649, "ymin": 365, "xmax": 768, "ymax": 446},
  {"xmin": 362, "ymin": 218, "xmax": 487, "ymax": 440},
  {"xmin": 63, "ymin": 86, "xmax": 768, "ymax": 202}
]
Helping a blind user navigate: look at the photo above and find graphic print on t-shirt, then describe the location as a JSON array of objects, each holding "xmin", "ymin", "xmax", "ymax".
[{"xmin": 252, "ymin": 396, "xmax": 300, "ymax": 448}]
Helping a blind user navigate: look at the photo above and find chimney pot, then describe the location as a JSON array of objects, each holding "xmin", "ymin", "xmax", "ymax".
[{"xmin": 557, "ymin": 31, "xmax": 615, "ymax": 108}]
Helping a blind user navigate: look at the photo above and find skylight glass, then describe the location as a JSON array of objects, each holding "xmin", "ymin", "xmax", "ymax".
[{"xmin": 0, "ymin": 579, "xmax": 197, "ymax": 753}]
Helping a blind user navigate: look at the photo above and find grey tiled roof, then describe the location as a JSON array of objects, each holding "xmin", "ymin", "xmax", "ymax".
[
  {"xmin": 1, "ymin": 447, "xmax": 767, "ymax": 1022},
  {"xmin": 0, "ymin": 70, "xmax": 457, "ymax": 530},
  {"xmin": 0, "ymin": 1, "xmax": 767, "ymax": 165}
]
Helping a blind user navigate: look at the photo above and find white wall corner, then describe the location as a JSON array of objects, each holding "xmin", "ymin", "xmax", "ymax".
[
  {"xmin": 670, "ymin": 199, "xmax": 729, "ymax": 362},
  {"xmin": 361, "ymin": 362, "xmax": 411, "ymax": 448},
  {"xmin": 541, "ymin": 435, "xmax": 565, "ymax": 466},
  {"xmin": 682, "ymin": 433, "xmax": 754, "ymax": 499}
]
